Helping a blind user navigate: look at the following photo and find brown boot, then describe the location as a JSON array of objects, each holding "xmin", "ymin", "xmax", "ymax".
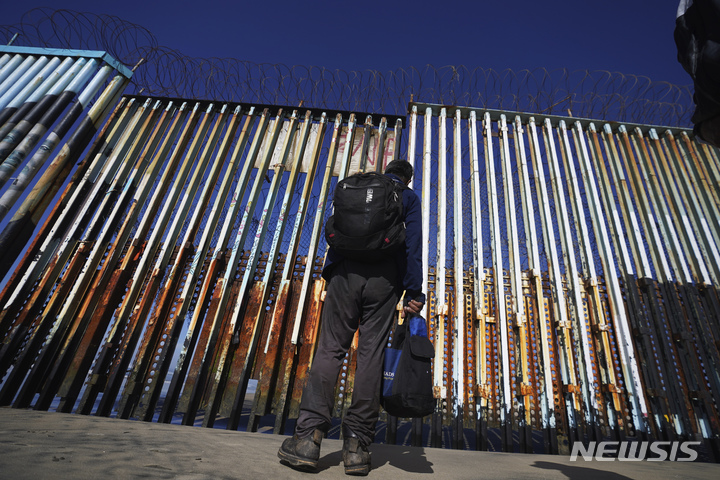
[
  {"xmin": 342, "ymin": 435, "xmax": 371, "ymax": 476},
  {"xmin": 277, "ymin": 429, "xmax": 323, "ymax": 471}
]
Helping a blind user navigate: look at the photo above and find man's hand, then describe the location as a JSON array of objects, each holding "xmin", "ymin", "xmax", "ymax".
[{"xmin": 403, "ymin": 299, "xmax": 424, "ymax": 318}]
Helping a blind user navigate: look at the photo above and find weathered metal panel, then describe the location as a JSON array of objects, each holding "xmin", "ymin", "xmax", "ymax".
[{"xmin": 1, "ymin": 90, "xmax": 719, "ymax": 460}]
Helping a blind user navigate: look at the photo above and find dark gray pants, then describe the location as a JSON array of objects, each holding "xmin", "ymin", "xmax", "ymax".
[{"xmin": 295, "ymin": 258, "xmax": 399, "ymax": 446}]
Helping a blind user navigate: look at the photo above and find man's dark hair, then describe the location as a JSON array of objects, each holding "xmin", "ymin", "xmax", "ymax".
[{"xmin": 384, "ymin": 159, "xmax": 413, "ymax": 183}]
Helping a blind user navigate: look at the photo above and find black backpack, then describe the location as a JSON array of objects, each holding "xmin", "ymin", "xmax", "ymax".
[{"xmin": 325, "ymin": 172, "xmax": 407, "ymax": 261}]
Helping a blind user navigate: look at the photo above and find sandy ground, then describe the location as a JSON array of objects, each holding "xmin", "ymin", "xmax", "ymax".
[{"xmin": 1, "ymin": 407, "xmax": 719, "ymax": 479}]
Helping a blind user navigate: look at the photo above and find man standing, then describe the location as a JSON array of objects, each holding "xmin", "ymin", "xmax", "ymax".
[{"xmin": 278, "ymin": 159, "xmax": 425, "ymax": 475}]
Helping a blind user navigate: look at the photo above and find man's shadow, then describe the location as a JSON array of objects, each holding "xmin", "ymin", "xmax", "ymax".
[
  {"xmin": 532, "ymin": 460, "xmax": 633, "ymax": 479},
  {"xmin": 317, "ymin": 445, "xmax": 433, "ymax": 473}
]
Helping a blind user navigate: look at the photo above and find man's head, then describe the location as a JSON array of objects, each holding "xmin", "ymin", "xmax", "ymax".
[{"xmin": 384, "ymin": 159, "xmax": 413, "ymax": 185}]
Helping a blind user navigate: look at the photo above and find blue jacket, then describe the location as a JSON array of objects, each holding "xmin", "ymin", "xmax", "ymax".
[{"xmin": 322, "ymin": 173, "xmax": 425, "ymax": 304}]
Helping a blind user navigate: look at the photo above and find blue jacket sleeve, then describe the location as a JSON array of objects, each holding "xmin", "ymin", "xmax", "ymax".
[{"xmin": 401, "ymin": 188, "xmax": 425, "ymax": 303}]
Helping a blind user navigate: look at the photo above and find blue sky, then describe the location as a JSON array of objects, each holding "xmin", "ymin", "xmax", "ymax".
[{"xmin": 2, "ymin": 1, "xmax": 691, "ymax": 87}]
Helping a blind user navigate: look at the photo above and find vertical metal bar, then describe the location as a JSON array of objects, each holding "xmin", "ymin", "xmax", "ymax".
[
  {"xmin": 500, "ymin": 115, "xmax": 534, "ymax": 450},
  {"xmin": 181, "ymin": 109, "xmax": 286, "ymax": 425},
  {"xmin": 565, "ymin": 122, "xmax": 617, "ymax": 439},
  {"xmin": 75, "ymin": 102, "xmax": 217, "ymax": 415},
  {"xmin": 0, "ymin": 55, "xmax": 50, "ymax": 111},
  {"xmin": 248, "ymin": 112, "xmax": 328, "ymax": 433},
  {"xmin": 54, "ymin": 102, "xmax": 194, "ymax": 414},
  {"xmin": 0, "ymin": 57, "xmax": 74, "ymax": 142},
  {"xmin": 0, "ymin": 97, "xmax": 141, "ymax": 364},
  {"xmin": 499, "ymin": 114, "xmax": 526, "ymax": 449},
  {"xmin": 681, "ymin": 133, "xmax": 720, "ymax": 226},
  {"xmin": 214, "ymin": 111, "xmax": 301, "ymax": 428},
  {"xmin": 0, "ymin": 99, "xmax": 153, "ymax": 406},
  {"xmin": 469, "ymin": 112, "xmax": 489, "ymax": 449},
  {"xmin": 283, "ymin": 114, "xmax": 344, "ymax": 428},
  {"xmin": 586, "ymin": 123, "xmax": 649, "ymax": 435},
  {"xmin": 549, "ymin": 120, "xmax": 599, "ymax": 441},
  {"xmin": 407, "ymin": 105, "xmax": 418, "ymax": 167},
  {"xmin": 0, "ymin": 58, "xmax": 95, "ymax": 181},
  {"xmin": 227, "ymin": 111, "xmax": 313, "ymax": 429},
  {"xmin": 10, "ymin": 99, "xmax": 162, "ymax": 409},
  {"xmin": 32, "ymin": 101, "xmax": 178, "ymax": 411},
  {"xmin": 94, "ymin": 104, "xmax": 231, "ymax": 418},
  {"xmin": 0, "ymin": 70, "xmax": 130, "ymax": 277},
  {"xmin": 621, "ymin": 127, "xmax": 700, "ymax": 438},
  {"xmin": 117, "ymin": 105, "xmax": 245, "ymax": 419},
  {"xmin": 451, "ymin": 109, "xmax": 465, "ymax": 448},
  {"xmin": 0, "ymin": 94, "xmax": 131, "ymax": 319},
  {"xmin": 421, "ymin": 107, "xmax": 432, "ymax": 321},
  {"xmin": 528, "ymin": 117, "xmax": 578, "ymax": 440},
  {"xmin": 642, "ymin": 130, "xmax": 720, "ymax": 436},
  {"xmin": 158, "ymin": 107, "xmax": 261, "ymax": 423},
  {"xmin": 0, "ymin": 55, "xmax": 37, "ymax": 98},
  {"xmin": 484, "ymin": 112, "xmax": 513, "ymax": 450},
  {"xmin": 648, "ymin": 130, "xmax": 711, "ymax": 285},
  {"xmin": 0, "ymin": 64, "xmax": 113, "ymax": 220},
  {"xmin": 515, "ymin": 116, "xmax": 557, "ymax": 452},
  {"xmin": 393, "ymin": 117, "xmax": 403, "ymax": 163},
  {"xmin": 435, "ymin": 106, "xmax": 448, "ymax": 385},
  {"xmin": 374, "ymin": 117, "xmax": 386, "ymax": 172},
  {"xmin": 665, "ymin": 132, "xmax": 720, "ymax": 284},
  {"xmin": 0, "ymin": 54, "xmax": 24, "ymax": 86}
]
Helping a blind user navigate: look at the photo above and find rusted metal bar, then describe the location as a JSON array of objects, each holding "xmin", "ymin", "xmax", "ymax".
[
  {"xmin": 247, "ymin": 112, "xmax": 327, "ymax": 432},
  {"xmin": 93, "ymin": 104, "xmax": 232, "ymax": 418},
  {"xmin": 0, "ymin": 99, "xmax": 154, "ymax": 406},
  {"xmin": 8, "ymin": 99, "xmax": 162, "ymax": 410},
  {"xmin": 0, "ymin": 64, "xmax": 112, "ymax": 220},
  {"xmin": 0, "ymin": 70, "xmax": 131, "ymax": 279},
  {"xmin": 484, "ymin": 112, "xmax": 515, "ymax": 451},
  {"xmin": 157, "ymin": 107, "xmax": 262, "ymax": 423},
  {"xmin": 75, "ymin": 103, "xmax": 218, "ymax": 415},
  {"xmin": 290, "ymin": 114, "xmax": 355, "ymax": 344},
  {"xmin": 29, "ymin": 100, "xmax": 178, "ymax": 412},
  {"xmin": 549, "ymin": 120, "xmax": 599, "ymax": 445},
  {"xmin": 664, "ymin": 132, "xmax": 720, "ymax": 285},
  {"xmin": 116, "ymin": 105, "xmax": 244, "ymax": 420},
  {"xmin": 0, "ymin": 58, "xmax": 97, "ymax": 186},
  {"xmin": 644, "ymin": 129, "xmax": 720, "ymax": 437},
  {"xmin": 51, "ymin": 102, "xmax": 194, "ymax": 415},
  {"xmin": 286, "ymin": 115, "xmax": 349, "ymax": 424},
  {"xmin": 131, "ymin": 106, "xmax": 254, "ymax": 422},
  {"xmin": 468, "ymin": 111, "xmax": 490, "ymax": 449},
  {"xmin": 619, "ymin": 127, "xmax": 704, "ymax": 439},
  {"xmin": 451, "ymin": 109, "xmax": 465, "ymax": 448},
  {"xmin": 0, "ymin": 98, "xmax": 144, "ymax": 387},
  {"xmin": 181, "ymin": 109, "xmax": 285, "ymax": 426},
  {"xmin": 0, "ymin": 92, "xmax": 129, "ymax": 329},
  {"xmin": 561, "ymin": 122, "xmax": 613, "ymax": 442},
  {"xmin": 499, "ymin": 115, "xmax": 533, "ymax": 451},
  {"xmin": 217, "ymin": 111, "xmax": 302, "ymax": 429},
  {"xmin": 528, "ymin": 117, "xmax": 575, "ymax": 446},
  {"xmin": 586, "ymin": 123, "xmax": 649, "ymax": 436},
  {"xmin": 514, "ymin": 116, "xmax": 557, "ymax": 453}
]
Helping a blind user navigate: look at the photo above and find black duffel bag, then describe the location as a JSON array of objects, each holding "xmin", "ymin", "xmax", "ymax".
[{"xmin": 381, "ymin": 314, "xmax": 435, "ymax": 418}]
